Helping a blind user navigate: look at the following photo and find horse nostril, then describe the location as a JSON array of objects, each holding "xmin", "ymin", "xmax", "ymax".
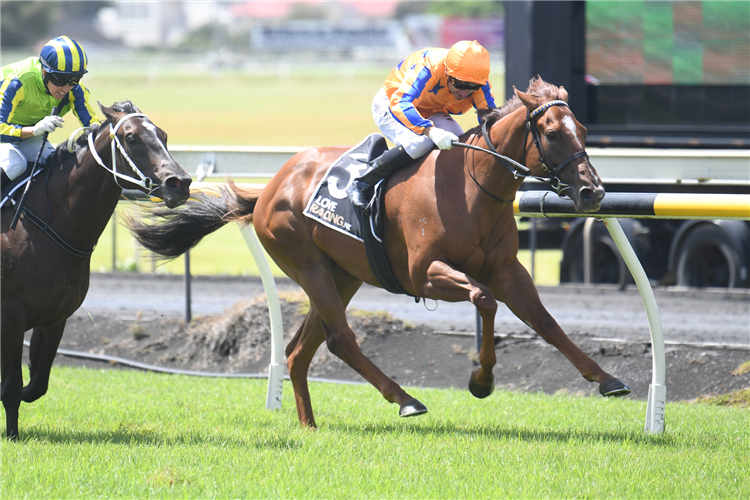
[
  {"xmin": 579, "ymin": 186, "xmax": 605, "ymax": 206},
  {"xmin": 579, "ymin": 187, "xmax": 596, "ymax": 202},
  {"xmin": 166, "ymin": 177, "xmax": 181, "ymax": 190}
]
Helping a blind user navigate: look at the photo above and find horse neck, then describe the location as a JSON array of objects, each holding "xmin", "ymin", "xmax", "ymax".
[
  {"xmin": 45, "ymin": 129, "xmax": 123, "ymax": 249},
  {"xmin": 473, "ymin": 108, "xmax": 528, "ymax": 204}
]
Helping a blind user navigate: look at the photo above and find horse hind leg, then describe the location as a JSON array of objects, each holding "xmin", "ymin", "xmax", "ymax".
[
  {"xmin": 285, "ymin": 313, "xmax": 326, "ymax": 428},
  {"xmin": 423, "ymin": 261, "xmax": 498, "ymax": 398},
  {"xmin": 292, "ymin": 263, "xmax": 426, "ymax": 426},
  {"xmin": 22, "ymin": 322, "xmax": 66, "ymax": 403}
]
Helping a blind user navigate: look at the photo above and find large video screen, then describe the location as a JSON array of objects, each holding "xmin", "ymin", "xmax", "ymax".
[{"xmin": 586, "ymin": 1, "xmax": 749, "ymax": 86}]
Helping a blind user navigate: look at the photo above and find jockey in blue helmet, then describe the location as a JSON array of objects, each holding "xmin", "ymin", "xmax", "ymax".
[{"xmin": 1, "ymin": 36, "xmax": 100, "ymax": 188}]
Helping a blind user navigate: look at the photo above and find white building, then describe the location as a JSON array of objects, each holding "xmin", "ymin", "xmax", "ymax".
[{"xmin": 96, "ymin": 1, "xmax": 229, "ymax": 48}]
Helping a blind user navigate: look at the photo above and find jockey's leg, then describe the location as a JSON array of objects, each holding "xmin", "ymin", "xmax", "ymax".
[
  {"xmin": 347, "ymin": 88, "xmax": 432, "ymax": 209},
  {"xmin": 1, "ymin": 138, "xmax": 56, "ymax": 189},
  {"xmin": 1, "ymin": 143, "xmax": 29, "ymax": 184},
  {"xmin": 347, "ymin": 145, "xmax": 413, "ymax": 209}
]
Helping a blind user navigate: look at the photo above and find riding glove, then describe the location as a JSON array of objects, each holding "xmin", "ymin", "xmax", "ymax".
[
  {"xmin": 32, "ymin": 115, "xmax": 65, "ymax": 137},
  {"xmin": 428, "ymin": 127, "xmax": 458, "ymax": 150}
]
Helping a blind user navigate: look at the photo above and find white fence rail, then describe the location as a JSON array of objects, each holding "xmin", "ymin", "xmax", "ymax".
[{"xmin": 169, "ymin": 145, "xmax": 750, "ymax": 187}]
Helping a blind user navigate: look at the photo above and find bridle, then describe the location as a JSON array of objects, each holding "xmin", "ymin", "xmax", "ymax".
[
  {"xmin": 21, "ymin": 112, "xmax": 163, "ymax": 258},
  {"xmin": 454, "ymin": 99, "xmax": 588, "ymax": 202},
  {"xmin": 524, "ymin": 100, "xmax": 588, "ymax": 195},
  {"xmin": 80, "ymin": 112, "xmax": 159, "ymax": 195}
]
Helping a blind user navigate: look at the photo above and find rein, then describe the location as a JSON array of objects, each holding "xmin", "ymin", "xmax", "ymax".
[{"xmin": 453, "ymin": 100, "xmax": 587, "ymax": 202}]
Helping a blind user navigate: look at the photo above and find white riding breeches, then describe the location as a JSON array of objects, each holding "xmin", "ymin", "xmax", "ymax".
[
  {"xmin": 0, "ymin": 136, "xmax": 56, "ymax": 181},
  {"xmin": 372, "ymin": 88, "xmax": 465, "ymax": 160}
]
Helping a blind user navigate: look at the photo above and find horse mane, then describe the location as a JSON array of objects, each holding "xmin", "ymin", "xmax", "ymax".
[
  {"xmin": 109, "ymin": 100, "xmax": 140, "ymax": 115},
  {"xmin": 50, "ymin": 125, "xmax": 99, "ymax": 167},
  {"xmin": 50, "ymin": 100, "xmax": 140, "ymax": 167},
  {"xmin": 471, "ymin": 76, "xmax": 564, "ymax": 132}
]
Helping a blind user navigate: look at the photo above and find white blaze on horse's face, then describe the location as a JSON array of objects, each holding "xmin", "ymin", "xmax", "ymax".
[
  {"xmin": 142, "ymin": 121, "xmax": 172, "ymax": 158},
  {"xmin": 562, "ymin": 115, "xmax": 582, "ymax": 149}
]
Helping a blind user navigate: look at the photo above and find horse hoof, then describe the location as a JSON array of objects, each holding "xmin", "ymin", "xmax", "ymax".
[
  {"xmin": 399, "ymin": 398, "xmax": 428, "ymax": 417},
  {"xmin": 468, "ymin": 377, "xmax": 495, "ymax": 399},
  {"xmin": 599, "ymin": 377, "xmax": 631, "ymax": 397}
]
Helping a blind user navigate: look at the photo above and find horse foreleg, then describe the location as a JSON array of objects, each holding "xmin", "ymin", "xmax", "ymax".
[
  {"xmin": 423, "ymin": 261, "xmax": 498, "ymax": 398},
  {"xmin": 22, "ymin": 321, "xmax": 66, "ymax": 403},
  {"xmin": 493, "ymin": 259, "xmax": 630, "ymax": 396},
  {"xmin": 1, "ymin": 311, "xmax": 25, "ymax": 440}
]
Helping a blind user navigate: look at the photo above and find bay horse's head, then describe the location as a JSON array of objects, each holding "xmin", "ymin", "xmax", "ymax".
[
  {"xmin": 514, "ymin": 79, "xmax": 604, "ymax": 213},
  {"xmin": 99, "ymin": 102, "xmax": 192, "ymax": 208}
]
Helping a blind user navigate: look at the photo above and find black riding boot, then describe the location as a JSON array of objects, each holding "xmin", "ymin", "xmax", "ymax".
[
  {"xmin": 347, "ymin": 146, "xmax": 414, "ymax": 209},
  {"xmin": 1, "ymin": 170, "xmax": 12, "ymax": 191}
]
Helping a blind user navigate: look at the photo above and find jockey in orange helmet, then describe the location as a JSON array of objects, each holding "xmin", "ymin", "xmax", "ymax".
[{"xmin": 348, "ymin": 40, "xmax": 497, "ymax": 209}]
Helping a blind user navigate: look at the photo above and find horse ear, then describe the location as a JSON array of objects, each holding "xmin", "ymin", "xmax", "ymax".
[
  {"xmin": 99, "ymin": 102, "xmax": 115, "ymax": 121},
  {"xmin": 559, "ymin": 86, "xmax": 569, "ymax": 102},
  {"xmin": 514, "ymin": 86, "xmax": 539, "ymax": 111}
]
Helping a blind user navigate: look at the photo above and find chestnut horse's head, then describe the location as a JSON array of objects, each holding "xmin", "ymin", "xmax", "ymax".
[
  {"xmin": 99, "ymin": 102, "xmax": 192, "ymax": 208},
  {"xmin": 513, "ymin": 78, "xmax": 604, "ymax": 213}
]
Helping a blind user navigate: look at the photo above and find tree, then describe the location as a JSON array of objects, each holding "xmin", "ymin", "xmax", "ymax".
[
  {"xmin": 427, "ymin": 1, "xmax": 504, "ymax": 18},
  {"xmin": 1, "ymin": 2, "xmax": 55, "ymax": 48}
]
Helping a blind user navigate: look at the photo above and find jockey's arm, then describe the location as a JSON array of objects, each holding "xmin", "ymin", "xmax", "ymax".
[
  {"xmin": 0, "ymin": 78, "xmax": 28, "ymax": 142},
  {"xmin": 69, "ymin": 83, "xmax": 101, "ymax": 127},
  {"xmin": 471, "ymin": 83, "xmax": 498, "ymax": 122},
  {"xmin": 389, "ymin": 68, "xmax": 434, "ymax": 135}
]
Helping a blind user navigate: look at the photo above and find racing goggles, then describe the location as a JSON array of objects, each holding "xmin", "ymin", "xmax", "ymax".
[
  {"xmin": 47, "ymin": 73, "xmax": 82, "ymax": 87},
  {"xmin": 449, "ymin": 76, "xmax": 482, "ymax": 91}
]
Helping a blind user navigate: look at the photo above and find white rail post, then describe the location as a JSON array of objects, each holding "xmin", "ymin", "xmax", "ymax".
[
  {"xmin": 603, "ymin": 218, "xmax": 667, "ymax": 434},
  {"xmin": 239, "ymin": 223, "xmax": 284, "ymax": 410}
]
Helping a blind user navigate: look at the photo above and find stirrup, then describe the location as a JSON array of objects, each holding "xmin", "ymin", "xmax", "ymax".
[{"xmin": 348, "ymin": 180, "xmax": 372, "ymax": 209}]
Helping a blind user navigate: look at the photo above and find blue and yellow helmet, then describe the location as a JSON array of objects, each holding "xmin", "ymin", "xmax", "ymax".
[{"xmin": 39, "ymin": 36, "xmax": 89, "ymax": 75}]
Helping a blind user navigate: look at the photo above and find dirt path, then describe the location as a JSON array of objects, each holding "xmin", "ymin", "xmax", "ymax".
[{"xmin": 33, "ymin": 274, "xmax": 750, "ymax": 402}]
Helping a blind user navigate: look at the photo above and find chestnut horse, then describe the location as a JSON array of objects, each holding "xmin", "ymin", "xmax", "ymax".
[
  {"xmin": 128, "ymin": 79, "xmax": 630, "ymax": 429},
  {"xmin": 1, "ymin": 101, "xmax": 192, "ymax": 439}
]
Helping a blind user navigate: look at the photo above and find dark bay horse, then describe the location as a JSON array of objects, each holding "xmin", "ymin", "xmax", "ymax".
[
  {"xmin": 1, "ymin": 101, "xmax": 192, "ymax": 439},
  {"xmin": 128, "ymin": 79, "xmax": 630, "ymax": 429}
]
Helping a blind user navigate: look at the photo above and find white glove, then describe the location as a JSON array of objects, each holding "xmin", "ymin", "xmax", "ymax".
[
  {"xmin": 32, "ymin": 115, "xmax": 65, "ymax": 137},
  {"xmin": 428, "ymin": 127, "xmax": 458, "ymax": 150}
]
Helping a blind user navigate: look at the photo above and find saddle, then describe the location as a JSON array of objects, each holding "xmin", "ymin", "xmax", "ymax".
[{"xmin": 302, "ymin": 134, "xmax": 418, "ymax": 299}]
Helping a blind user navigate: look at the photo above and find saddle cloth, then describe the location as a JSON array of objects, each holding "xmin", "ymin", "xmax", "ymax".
[
  {"xmin": 302, "ymin": 134, "xmax": 415, "ymax": 297},
  {"xmin": 303, "ymin": 133, "xmax": 386, "ymax": 241}
]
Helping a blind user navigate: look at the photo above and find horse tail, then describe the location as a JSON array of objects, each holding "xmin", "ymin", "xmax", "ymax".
[{"xmin": 125, "ymin": 180, "xmax": 262, "ymax": 259}]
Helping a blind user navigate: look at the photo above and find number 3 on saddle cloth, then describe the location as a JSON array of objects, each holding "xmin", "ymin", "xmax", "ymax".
[{"xmin": 302, "ymin": 133, "xmax": 418, "ymax": 299}]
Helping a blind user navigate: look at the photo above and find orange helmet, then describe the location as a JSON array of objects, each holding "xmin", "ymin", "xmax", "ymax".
[{"xmin": 445, "ymin": 40, "xmax": 490, "ymax": 85}]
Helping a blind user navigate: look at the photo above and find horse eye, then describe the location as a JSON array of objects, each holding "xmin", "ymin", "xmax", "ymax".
[
  {"xmin": 125, "ymin": 135, "xmax": 137, "ymax": 146},
  {"xmin": 546, "ymin": 131, "xmax": 557, "ymax": 141}
]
